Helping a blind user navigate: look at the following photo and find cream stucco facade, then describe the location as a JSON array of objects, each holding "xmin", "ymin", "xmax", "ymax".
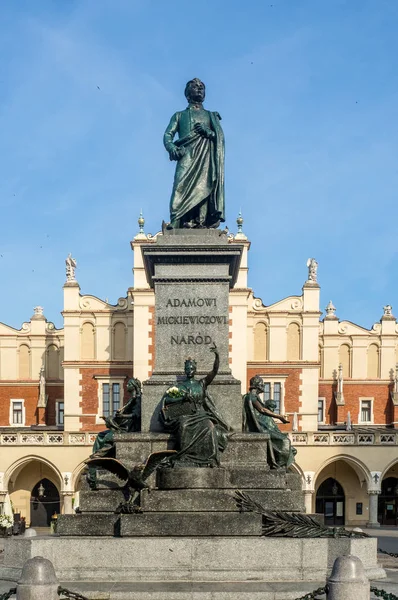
[{"xmin": 1, "ymin": 222, "xmax": 398, "ymax": 527}]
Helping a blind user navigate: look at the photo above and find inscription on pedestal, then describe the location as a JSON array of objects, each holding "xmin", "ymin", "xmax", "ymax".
[{"xmin": 155, "ymin": 283, "xmax": 230, "ymax": 373}]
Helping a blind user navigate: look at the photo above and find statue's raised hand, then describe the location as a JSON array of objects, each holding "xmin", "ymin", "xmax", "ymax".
[
  {"xmin": 194, "ymin": 122, "xmax": 214, "ymax": 140},
  {"xmin": 209, "ymin": 342, "xmax": 218, "ymax": 355},
  {"xmin": 168, "ymin": 145, "xmax": 185, "ymax": 161}
]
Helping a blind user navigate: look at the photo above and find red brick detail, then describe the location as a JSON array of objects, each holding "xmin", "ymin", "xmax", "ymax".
[
  {"xmin": 319, "ymin": 382, "xmax": 393, "ymax": 426},
  {"xmin": 0, "ymin": 384, "xmax": 64, "ymax": 427},
  {"xmin": 79, "ymin": 367, "xmax": 133, "ymax": 432},
  {"xmin": 148, "ymin": 306, "xmax": 155, "ymax": 376},
  {"xmin": 246, "ymin": 367, "xmax": 302, "ymax": 432},
  {"xmin": 37, "ymin": 406, "xmax": 46, "ymax": 425}
]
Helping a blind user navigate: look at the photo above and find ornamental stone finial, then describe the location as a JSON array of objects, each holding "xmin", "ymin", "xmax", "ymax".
[
  {"xmin": 236, "ymin": 211, "xmax": 243, "ymax": 234},
  {"xmin": 31, "ymin": 306, "xmax": 45, "ymax": 320},
  {"xmin": 325, "ymin": 300, "xmax": 336, "ymax": 318},
  {"xmin": 383, "ymin": 304, "xmax": 394, "ymax": 318},
  {"xmin": 306, "ymin": 258, "xmax": 318, "ymax": 284},
  {"xmin": 65, "ymin": 253, "xmax": 77, "ymax": 283},
  {"xmin": 138, "ymin": 209, "xmax": 145, "ymax": 234}
]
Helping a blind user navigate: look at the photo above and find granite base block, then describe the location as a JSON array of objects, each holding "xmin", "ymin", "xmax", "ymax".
[
  {"xmin": 140, "ymin": 488, "xmax": 305, "ymax": 512},
  {"xmin": 1, "ymin": 536, "xmax": 385, "ymax": 583},
  {"xmin": 57, "ymin": 514, "xmax": 120, "ymax": 536},
  {"xmin": 119, "ymin": 511, "xmax": 262, "ymax": 536},
  {"xmin": 157, "ymin": 465, "xmax": 299, "ymax": 490},
  {"xmin": 79, "ymin": 489, "xmax": 126, "ymax": 513}
]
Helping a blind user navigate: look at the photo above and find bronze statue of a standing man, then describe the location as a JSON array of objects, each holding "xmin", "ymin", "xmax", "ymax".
[{"xmin": 163, "ymin": 78, "xmax": 225, "ymax": 229}]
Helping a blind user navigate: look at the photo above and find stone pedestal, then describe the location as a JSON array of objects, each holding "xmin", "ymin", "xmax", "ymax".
[
  {"xmin": 57, "ymin": 432, "xmax": 306, "ymax": 537},
  {"xmin": 140, "ymin": 229, "xmax": 244, "ymax": 432}
]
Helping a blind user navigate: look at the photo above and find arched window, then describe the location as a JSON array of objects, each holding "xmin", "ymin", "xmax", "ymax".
[
  {"xmin": 253, "ymin": 323, "xmax": 267, "ymax": 361},
  {"xmin": 47, "ymin": 345, "xmax": 59, "ymax": 379},
  {"xmin": 113, "ymin": 323, "xmax": 126, "ymax": 360},
  {"xmin": 339, "ymin": 344, "xmax": 351, "ymax": 378},
  {"xmin": 367, "ymin": 344, "xmax": 380, "ymax": 379},
  {"xmin": 287, "ymin": 323, "xmax": 300, "ymax": 361},
  {"xmin": 19, "ymin": 345, "xmax": 30, "ymax": 379},
  {"xmin": 315, "ymin": 477, "xmax": 345, "ymax": 526},
  {"xmin": 81, "ymin": 322, "xmax": 95, "ymax": 360}
]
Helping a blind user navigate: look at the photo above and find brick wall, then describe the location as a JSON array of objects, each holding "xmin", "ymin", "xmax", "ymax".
[
  {"xmin": 319, "ymin": 381, "xmax": 393, "ymax": 425},
  {"xmin": 246, "ymin": 366, "xmax": 302, "ymax": 432},
  {"xmin": 79, "ymin": 366, "xmax": 133, "ymax": 431},
  {"xmin": 148, "ymin": 306, "xmax": 154, "ymax": 376},
  {"xmin": 0, "ymin": 383, "xmax": 64, "ymax": 426}
]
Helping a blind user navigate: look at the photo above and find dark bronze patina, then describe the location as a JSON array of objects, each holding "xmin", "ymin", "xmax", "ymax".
[
  {"xmin": 164, "ymin": 78, "xmax": 225, "ymax": 229},
  {"xmin": 160, "ymin": 344, "xmax": 230, "ymax": 466},
  {"xmin": 235, "ymin": 490, "xmax": 369, "ymax": 538},
  {"xmin": 243, "ymin": 375, "xmax": 297, "ymax": 469},
  {"xmin": 85, "ymin": 451, "xmax": 176, "ymax": 513},
  {"xmin": 86, "ymin": 378, "xmax": 142, "ymax": 489}
]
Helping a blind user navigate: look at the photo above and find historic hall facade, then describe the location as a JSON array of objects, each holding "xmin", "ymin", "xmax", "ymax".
[{"xmin": 1, "ymin": 218, "xmax": 398, "ymax": 528}]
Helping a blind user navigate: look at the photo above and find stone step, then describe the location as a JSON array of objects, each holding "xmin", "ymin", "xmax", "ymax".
[
  {"xmin": 157, "ymin": 465, "xmax": 297, "ymax": 490},
  {"xmin": 79, "ymin": 489, "xmax": 126, "ymax": 512},
  {"xmin": 58, "ymin": 513, "xmax": 119, "ymax": 536},
  {"xmin": 141, "ymin": 488, "xmax": 305, "ymax": 512},
  {"xmin": 120, "ymin": 511, "xmax": 262, "ymax": 536},
  {"xmin": 53, "ymin": 580, "xmax": 329, "ymax": 600},
  {"xmin": 78, "ymin": 486, "xmax": 304, "ymax": 513},
  {"xmin": 58, "ymin": 511, "xmax": 263, "ymax": 536}
]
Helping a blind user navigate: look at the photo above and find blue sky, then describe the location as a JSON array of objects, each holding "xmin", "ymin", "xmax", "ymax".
[{"xmin": 1, "ymin": 0, "xmax": 397, "ymax": 330}]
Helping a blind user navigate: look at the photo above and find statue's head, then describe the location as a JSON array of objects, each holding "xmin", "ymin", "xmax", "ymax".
[
  {"xmin": 185, "ymin": 78, "xmax": 205, "ymax": 104},
  {"xmin": 249, "ymin": 375, "xmax": 264, "ymax": 392},
  {"xmin": 184, "ymin": 358, "xmax": 197, "ymax": 378},
  {"xmin": 127, "ymin": 377, "xmax": 142, "ymax": 396},
  {"xmin": 265, "ymin": 399, "xmax": 276, "ymax": 412}
]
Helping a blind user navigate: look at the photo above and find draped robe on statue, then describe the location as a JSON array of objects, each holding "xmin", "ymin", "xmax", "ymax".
[
  {"xmin": 164, "ymin": 107, "xmax": 225, "ymax": 228},
  {"xmin": 161, "ymin": 379, "xmax": 229, "ymax": 467}
]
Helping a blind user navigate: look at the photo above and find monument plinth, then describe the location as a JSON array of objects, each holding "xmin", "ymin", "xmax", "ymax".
[{"xmin": 141, "ymin": 228, "xmax": 244, "ymax": 432}]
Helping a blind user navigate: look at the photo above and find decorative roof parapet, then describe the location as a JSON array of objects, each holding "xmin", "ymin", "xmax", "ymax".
[
  {"xmin": 31, "ymin": 306, "xmax": 45, "ymax": 321},
  {"xmin": 234, "ymin": 210, "xmax": 248, "ymax": 241},
  {"xmin": 382, "ymin": 304, "xmax": 395, "ymax": 321},
  {"xmin": 65, "ymin": 253, "xmax": 78, "ymax": 285},
  {"xmin": 305, "ymin": 257, "xmax": 319, "ymax": 285},
  {"xmin": 324, "ymin": 300, "xmax": 337, "ymax": 320}
]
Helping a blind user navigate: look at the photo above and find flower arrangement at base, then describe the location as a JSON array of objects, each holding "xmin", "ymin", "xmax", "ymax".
[{"xmin": 0, "ymin": 515, "xmax": 12, "ymax": 528}]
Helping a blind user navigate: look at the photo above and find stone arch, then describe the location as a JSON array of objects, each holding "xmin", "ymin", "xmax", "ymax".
[
  {"xmin": 338, "ymin": 344, "xmax": 351, "ymax": 378},
  {"xmin": 5, "ymin": 456, "xmax": 62, "ymax": 524},
  {"xmin": 314, "ymin": 455, "xmax": 371, "ymax": 491},
  {"xmin": 367, "ymin": 343, "xmax": 380, "ymax": 379},
  {"xmin": 80, "ymin": 321, "xmax": 95, "ymax": 360},
  {"xmin": 381, "ymin": 458, "xmax": 398, "ymax": 481},
  {"xmin": 5, "ymin": 455, "xmax": 62, "ymax": 490},
  {"xmin": 46, "ymin": 344, "xmax": 59, "ymax": 379},
  {"xmin": 289, "ymin": 462, "xmax": 306, "ymax": 489},
  {"xmin": 18, "ymin": 344, "xmax": 31, "ymax": 379},
  {"xmin": 287, "ymin": 322, "xmax": 301, "ymax": 361},
  {"xmin": 71, "ymin": 460, "xmax": 88, "ymax": 492},
  {"xmin": 113, "ymin": 321, "xmax": 126, "ymax": 361},
  {"xmin": 253, "ymin": 321, "xmax": 267, "ymax": 361}
]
